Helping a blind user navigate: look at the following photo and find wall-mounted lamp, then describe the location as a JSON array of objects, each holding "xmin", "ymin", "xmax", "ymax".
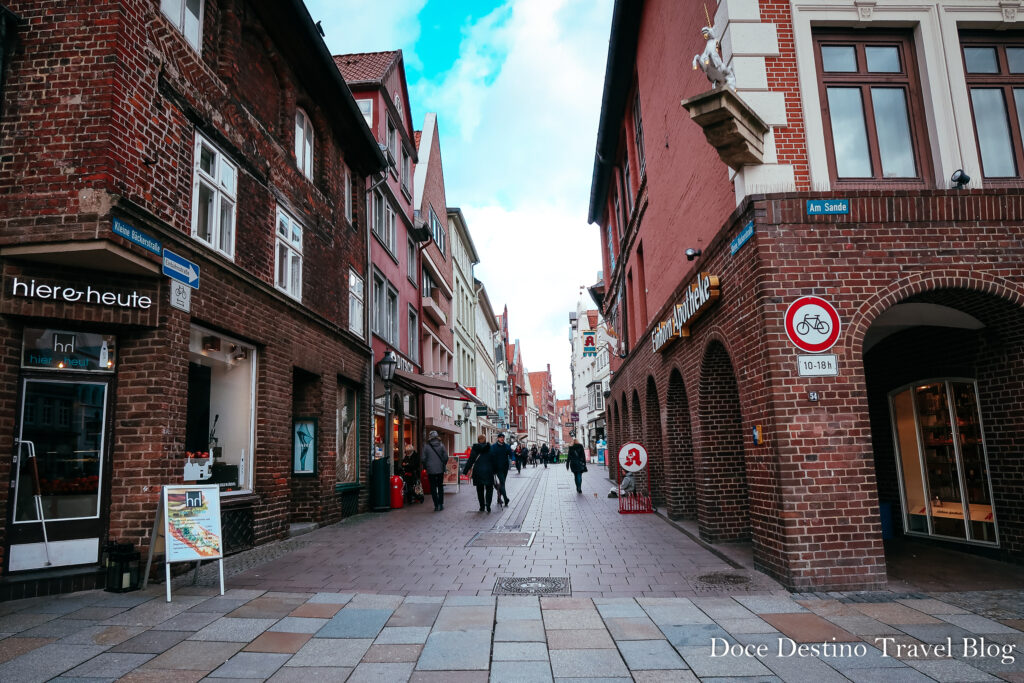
[
  {"xmin": 685, "ymin": 248, "xmax": 702, "ymax": 261},
  {"xmin": 230, "ymin": 344, "xmax": 248, "ymax": 362},
  {"xmin": 454, "ymin": 402, "xmax": 473, "ymax": 427},
  {"xmin": 202, "ymin": 336, "xmax": 221, "ymax": 352},
  {"xmin": 951, "ymin": 169, "xmax": 971, "ymax": 189}
]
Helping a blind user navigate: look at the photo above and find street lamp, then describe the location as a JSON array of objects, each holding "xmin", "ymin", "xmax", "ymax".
[
  {"xmin": 454, "ymin": 401, "xmax": 472, "ymax": 427},
  {"xmin": 377, "ymin": 351, "xmax": 398, "ymax": 472}
]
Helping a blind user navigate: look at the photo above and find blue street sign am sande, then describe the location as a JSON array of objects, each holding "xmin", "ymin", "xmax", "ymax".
[
  {"xmin": 162, "ymin": 249, "xmax": 200, "ymax": 289},
  {"xmin": 806, "ymin": 198, "xmax": 850, "ymax": 215}
]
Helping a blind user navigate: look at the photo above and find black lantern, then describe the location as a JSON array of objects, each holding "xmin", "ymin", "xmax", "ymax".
[
  {"xmin": 455, "ymin": 401, "xmax": 472, "ymax": 427},
  {"xmin": 103, "ymin": 541, "xmax": 140, "ymax": 593},
  {"xmin": 377, "ymin": 350, "xmax": 398, "ymax": 383}
]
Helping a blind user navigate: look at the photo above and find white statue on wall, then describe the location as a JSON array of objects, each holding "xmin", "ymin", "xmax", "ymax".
[{"xmin": 692, "ymin": 26, "xmax": 736, "ymax": 90}]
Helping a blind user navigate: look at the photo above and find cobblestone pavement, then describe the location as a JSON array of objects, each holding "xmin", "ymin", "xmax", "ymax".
[{"xmin": 0, "ymin": 466, "xmax": 1020, "ymax": 681}]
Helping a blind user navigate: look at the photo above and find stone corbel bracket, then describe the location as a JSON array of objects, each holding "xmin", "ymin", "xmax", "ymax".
[{"xmin": 681, "ymin": 87, "xmax": 770, "ymax": 170}]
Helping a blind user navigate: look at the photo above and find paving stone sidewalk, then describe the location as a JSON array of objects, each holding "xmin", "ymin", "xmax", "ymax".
[
  {"xmin": 0, "ymin": 467, "xmax": 1020, "ymax": 681},
  {"xmin": 0, "ymin": 585, "xmax": 1021, "ymax": 681}
]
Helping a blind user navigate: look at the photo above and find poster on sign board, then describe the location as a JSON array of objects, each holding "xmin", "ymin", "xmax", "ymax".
[{"xmin": 163, "ymin": 485, "xmax": 223, "ymax": 563}]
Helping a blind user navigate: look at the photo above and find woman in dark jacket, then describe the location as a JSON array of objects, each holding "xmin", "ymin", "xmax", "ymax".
[
  {"xmin": 567, "ymin": 439, "xmax": 587, "ymax": 494},
  {"xmin": 463, "ymin": 435, "xmax": 495, "ymax": 512}
]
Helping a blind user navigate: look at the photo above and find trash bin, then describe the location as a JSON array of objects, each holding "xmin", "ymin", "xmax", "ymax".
[
  {"xmin": 390, "ymin": 475, "xmax": 405, "ymax": 509},
  {"xmin": 371, "ymin": 458, "xmax": 390, "ymax": 511},
  {"xmin": 103, "ymin": 541, "xmax": 140, "ymax": 593}
]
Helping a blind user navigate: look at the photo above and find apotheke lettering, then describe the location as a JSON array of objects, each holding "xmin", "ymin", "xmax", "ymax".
[
  {"xmin": 11, "ymin": 277, "xmax": 152, "ymax": 309},
  {"xmin": 651, "ymin": 273, "xmax": 720, "ymax": 353}
]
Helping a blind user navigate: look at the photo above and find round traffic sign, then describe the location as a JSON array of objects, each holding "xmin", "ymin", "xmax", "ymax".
[
  {"xmin": 784, "ymin": 296, "xmax": 841, "ymax": 353},
  {"xmin": 617, "ymin": 442, "xmax": 648, "ymax": 472}
]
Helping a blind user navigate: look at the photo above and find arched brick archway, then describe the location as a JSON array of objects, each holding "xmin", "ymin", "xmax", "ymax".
[
  {"xmin": 698, "ymin": 340, "xmax": 749, "ymax": 542},
  {"xmin": 665, "ymin": 368, "xmax": 695, "ymax": 520},
  {"xmin": 645, "ymin": 377, "xmax": 665, "ymax": 507},
  {"xmin": 859, "ymin": 282, "xmax": 1024, "ymax": 560},
  {"xmin": 630, "ymin": 390, "xmax": 646, "ymax": 493},
  {"xmin": 610, "ymin": 400, "xmax": 622, "ymax": 483}
]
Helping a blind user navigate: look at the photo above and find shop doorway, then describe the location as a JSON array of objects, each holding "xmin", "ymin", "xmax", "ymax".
[
  {"xmin": 9, "ymin": 378, "xmax": 110, "ymax": 571},
  {"xmin": 863, "ymin": 292, "xmax": 1024, "ymax": 569}
]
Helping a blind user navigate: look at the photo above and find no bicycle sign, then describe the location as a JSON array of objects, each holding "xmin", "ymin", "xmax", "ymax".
[{"xmin": 784, "ymin": 296, "xmax": 841, "ymax": 353}]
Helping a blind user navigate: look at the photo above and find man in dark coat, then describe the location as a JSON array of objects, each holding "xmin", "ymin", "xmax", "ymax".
[
  {"xmin": 422, "ymin": 430, "xmax": 449, "ymax": 511},
  {"xmin": 567, "ymin": 438, "xmax": 587, "ymax": 494},
  {"xmin": 540, "ymin": 444, "xmax": 550, "ymax": 468},
  {"xmin": 490, "ymin": 433, "xmax": 513, "ymax": 507},
  {"xmin": 463, "ymin": 434, "xmax": 495, "ymax": 512}
]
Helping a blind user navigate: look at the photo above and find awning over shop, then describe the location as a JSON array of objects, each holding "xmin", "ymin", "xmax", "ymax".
[{"xmin": 388, "ymin": 368, "xmax": 480, "ymax": 403}]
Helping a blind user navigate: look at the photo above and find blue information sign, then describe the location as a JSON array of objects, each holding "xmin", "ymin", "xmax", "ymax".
[
  {"xmin": 162, "ymin": 249, "xmax": 200, "ymax": 289},
  {"xmin": 112, "ymin": 217, "xmax": 161, "ymax": 255},
  {"xmin": 730, "ymin": 220, "xmax": 755, "ymax": 255},
  {"xmin": 806, "ymin": 198, "xmax": 850, "ymax": 215}
]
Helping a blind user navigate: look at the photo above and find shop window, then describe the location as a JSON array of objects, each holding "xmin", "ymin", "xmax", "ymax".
[
  {"xmin": 815, "ymin": 32, "xmax": 931, "ymax": 184},
  {"xmin": 336, "ymin": 383, "xmax": 359, "ymax": 485},
  {"xmin": 889, "ymin": 380, "xmax": 996, "ymax": 544},
  {"xmin": 161, "ymin": 0, "xmax": 203, "ymax": 51},
  {"xmin": 294, "ymin": 108, "xmax": 315, "ymax": 180},
  {"xmin": 961, "ymin": 34, "xmax": 1024, "ymax": 179},
  {"xmin": 275, "ymin": 207, "xmax": 303, "ymax": 301},
  {"xmin": 348, "ymin": 269, "xmax": 364, "ymax": 338},
  {"xmin": 186, "ymin": 326, "xmax": 256, "ymax": 493},
  {"xmin": 192, "ymin": 132, "xmax": 237, "ymax": 258}
]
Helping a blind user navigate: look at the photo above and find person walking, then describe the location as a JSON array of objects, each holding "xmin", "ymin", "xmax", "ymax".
[
  {"xmin": 567, "ymin": 438, "xmax": 587, "ymax": 494},
  {"xmin": 463, "ymin": 434, "xmax": 496, "ymax": 512},
  {"xmin": 490, "ymin": 433, "xmax": 513, "ymax": 507},
  {"xmin": 422, "ymin": 430, "xmax": 449, "ymax": 511},
  {"xmin": 530, "ymin": 445, "xmax": 538, "ymax": 467},
  {"xmin": 540, "ymin": 444, "xmax": 550, "ymax": 468},
  {"xmin": 513, "ymin": 445, "xmax": 523, "ymax": 474}
]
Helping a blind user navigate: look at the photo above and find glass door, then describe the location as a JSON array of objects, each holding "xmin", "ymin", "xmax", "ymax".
[
  {"xmin": 9, "ymin": 379, "xmax": 109, "ymax": 570},
  {"xmin": 889, "ymin": 379, "xmax": 997, "ymax": 545}
]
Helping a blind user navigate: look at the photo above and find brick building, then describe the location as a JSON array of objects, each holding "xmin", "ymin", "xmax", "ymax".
[
  {"xmin": 0, "ymin": 0, "xmax": 385, "ymax": 596},
  {"xmin": 590, "ymin": 0, "xmax": 1024, "ymax": 590},
  {"xmin": 528, "ymin": 367, "xmax": 556, "ymax": 447}
]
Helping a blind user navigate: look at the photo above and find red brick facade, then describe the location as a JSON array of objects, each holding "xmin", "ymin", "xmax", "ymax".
[
  {"xmin": 603, "ymin": 191, "xmax": 1024, "ymax": 590},
  {"xmin": 0, "ymin": 1, "xmax": 383, "ymax": 595}
]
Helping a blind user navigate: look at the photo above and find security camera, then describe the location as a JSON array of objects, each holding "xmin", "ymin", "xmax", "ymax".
[
  {"xmin": 951, "ymin": 169, "xmax": 971, "ymax": 189},
  {"xmin": 685, "ymin": 248, "xmax": 702, "ymax": 261}
]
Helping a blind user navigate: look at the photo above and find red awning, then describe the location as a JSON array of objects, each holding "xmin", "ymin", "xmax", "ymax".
[{"xmin": 392, "ymin": 368, "xmax": 480, "ymax": 403}]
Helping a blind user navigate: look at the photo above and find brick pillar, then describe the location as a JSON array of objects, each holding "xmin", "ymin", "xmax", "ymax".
[{"xmin": 664, "ymin": 369, "xmax": 695, "ymax": 520}]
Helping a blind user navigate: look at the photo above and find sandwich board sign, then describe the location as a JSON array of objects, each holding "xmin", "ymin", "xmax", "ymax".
[{"xmin": 143, "ymin": 484, "xmax": 224, "ymax": 602}]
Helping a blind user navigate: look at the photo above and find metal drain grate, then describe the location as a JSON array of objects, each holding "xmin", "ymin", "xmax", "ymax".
[
  {"xmin": 494, "ymin": 576, "xmax": 571, "ymax": 596},
  {"xmin": 466, "ymin": 532, "xmax": 535, "ymax": 548}
]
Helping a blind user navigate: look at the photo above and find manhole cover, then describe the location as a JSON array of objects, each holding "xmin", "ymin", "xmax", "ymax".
[
  {"xmin": 493, "ymin": 577, "xmax": 571, "ymax": 596},
  {"xmin": 697, "ymin": 572, "xmax": 750, "ymax": 586},
  {"xmin": 467, "ymin": 532, "xmax": 535, "ymax": 548}
]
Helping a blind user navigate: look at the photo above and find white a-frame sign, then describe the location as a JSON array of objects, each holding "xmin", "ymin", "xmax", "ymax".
[{"xmin": 143, "ymin": 485, "xmax": 225, "ymax": 602}]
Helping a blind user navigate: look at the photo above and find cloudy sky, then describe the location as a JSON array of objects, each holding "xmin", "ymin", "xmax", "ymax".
[{"xmin": 307, "ymin": 0, "xmax": 613, "ymax": 397}]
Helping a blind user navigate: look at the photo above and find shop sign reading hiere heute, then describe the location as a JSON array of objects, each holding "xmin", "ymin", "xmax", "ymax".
[
  {"xmin": 10, "ymin": 277, "xmax": 153, "ymax": 309},
  {"xmin": 651, "ymin": 273, "xmax": 720, "ymax": 353}
]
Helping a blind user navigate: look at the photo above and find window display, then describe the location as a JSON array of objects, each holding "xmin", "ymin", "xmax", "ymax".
[
  {"xmin": 185, "ymin": 326, "xmax": 255, "ymax": 492},
  {"xmin": 336, "ymin": 383, "xmax": 359, "ymax": 484},
  {"xmin": 890, "ymin": 379, "xmax": 996, "ymax": 544}
]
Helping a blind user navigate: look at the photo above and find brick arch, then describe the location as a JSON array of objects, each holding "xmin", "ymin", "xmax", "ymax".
[
  {"xmin": 858, "ymin": 278, "xmax": 1024, "ymax": 559},
  {"xmin": 630, "ymin": 390, "xmax": 644, "ymax": 492},
  {"xmin": 849, "ymin": 268, "xmax": 1024, "ymax": 353},
  {"xmin": 237, "ymin": 21, "xmax": 288, "ymax": 136},
  {"xmin": 645, "ymin": 376, "xmax": 665, "ymax": 507},
  {"xmin": 664, "ymin": 368, "xmax": 695, "ymax": 520},
  {"xmin": 698, "ymin": 340, "xmax": 749, "ymax": 542}
]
